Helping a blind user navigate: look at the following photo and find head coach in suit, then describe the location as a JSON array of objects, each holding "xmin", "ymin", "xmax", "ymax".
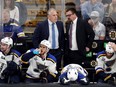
[
  {"xmin": 64, "ymin": 8, "xmax": 95, "ymax": 66},
  {"xmin": 32, "ymin": 8, "xmax": 65, "ymax": 71}
]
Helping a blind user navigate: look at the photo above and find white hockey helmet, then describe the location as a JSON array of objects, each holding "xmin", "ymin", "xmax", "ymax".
[
  {"xmin": 40, "ymin": 40, "xmax": 51, "ymax": 49},
  {"xmin": 67, "ymin": 68, "xmax": 78, "ymax": 81},
  {"xmin": 1, "ymin": 37, "xmax": 13, "ymax": 47},
  {"xmin": 105, "ymin": 43, "xmax": 114, "ymax": 54}
]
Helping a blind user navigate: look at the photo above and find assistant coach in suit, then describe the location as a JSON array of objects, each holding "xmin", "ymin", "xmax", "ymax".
[
  {"xmin": 64, "ymin": 8, "xmax": 95, "ymax": 66},
  {"xmin": 32, "ymin": 8, "xmax": 65, "ymax": 71}
]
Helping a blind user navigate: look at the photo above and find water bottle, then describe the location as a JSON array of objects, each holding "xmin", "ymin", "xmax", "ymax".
[{"xmin": 33, "ymin": 49, "xmax": 40, "ymax": 54}]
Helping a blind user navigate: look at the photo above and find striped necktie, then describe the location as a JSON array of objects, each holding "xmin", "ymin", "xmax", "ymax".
[{"xmin": 52, "ymin": 23, "xmax": 56, "ymax": 49}]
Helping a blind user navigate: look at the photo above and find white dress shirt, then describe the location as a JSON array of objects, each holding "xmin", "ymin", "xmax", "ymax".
[
  {"xmin": 48, "ymin": 19, "xmax": 59, "ymax": 49},
  {"xmin": 70, "ymin": 17, "xmax": 78, "ymax": 51}
]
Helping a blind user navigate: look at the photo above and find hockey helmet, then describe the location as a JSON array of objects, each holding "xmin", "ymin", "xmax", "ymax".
[
  {"xmin": 105, "ymin": 43, "xmax": 114, "ymax": 54},
  {"xmin": 1, "ymin": 37, "xmax": 13, "ymax": 47},
  {"xmin": 40, "ymin": 40, "xmax": 51, "ymax": 49},
  {"xmin": 67, "ymin": 68, "xmax": 78, "ymax": 81}
]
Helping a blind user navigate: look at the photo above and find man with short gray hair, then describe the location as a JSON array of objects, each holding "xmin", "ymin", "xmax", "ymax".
[{"xmin": 33, "ymin": 8, "xmax": 65, "ymax": 71}]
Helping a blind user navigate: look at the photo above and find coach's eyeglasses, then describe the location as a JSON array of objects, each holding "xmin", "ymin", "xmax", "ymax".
[{"xmin": 66, "ymin": 14, "xmax": 73, "ymax": 17}]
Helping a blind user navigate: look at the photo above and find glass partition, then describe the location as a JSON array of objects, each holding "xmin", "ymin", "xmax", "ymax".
[
  {"xmin": 0, "ymin": 0, "xmax": 4, "ymax": 39},
  {"xmin": 0, "ymin": 0, "xmax": 115, "ymax": 40},
  {"xmin": 0, "ymin": 0, "xmax": 115, "ymax": 72}
]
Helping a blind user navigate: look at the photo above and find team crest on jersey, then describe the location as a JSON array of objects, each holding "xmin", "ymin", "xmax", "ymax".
[
  {"xmin": 34, "ymin": 57, "xmax": 38, "ymax": 60},
  {"xmin": 102, "ymin": 57, "xmax": 105, "ymax": 61},
  {"xmin": 37, "ymin": 64, "xmax": 47, "ymax": 70}
]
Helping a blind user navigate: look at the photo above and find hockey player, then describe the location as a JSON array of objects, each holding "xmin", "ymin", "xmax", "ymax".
[
  {"xmin": 95, "ymin": 42, "xmax": 116, "ymax": 85},
  {"xmin": 21, "ymin": 40, "xmax": 58, "ymax": 83},
  {"xmin": 0, "ymin": 37, "xmax": 21, "ymax": 83},
  {"xmin": 58, "ymin": 64, "xmax": 89, "ymax": 85}
]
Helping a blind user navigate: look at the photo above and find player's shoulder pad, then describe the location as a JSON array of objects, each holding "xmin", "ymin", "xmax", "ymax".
[
  {"xmin": 47, "ymin": 53, "xmax": 57, "ymax": 63},
  {"xmin": 97, "ymin": 51, "xmax": 106, "ymax": 59},
  {"xmin": 11, "ymin": 49, "xmax": 21, "ymax": 57}
]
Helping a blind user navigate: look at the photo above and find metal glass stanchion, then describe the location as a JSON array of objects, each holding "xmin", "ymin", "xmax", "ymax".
[{"xmin": 0, "ymin": 0, "xmax": 4, "ymax": 39}]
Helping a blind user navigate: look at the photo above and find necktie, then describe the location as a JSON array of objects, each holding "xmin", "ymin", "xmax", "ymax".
[
  {"xmin": 52, "ymin": 23, "xmax": 56, "ymax": 49},
  {"xmin": 69, "ymin": 22, "xmax": 73, "ymax": 48}
]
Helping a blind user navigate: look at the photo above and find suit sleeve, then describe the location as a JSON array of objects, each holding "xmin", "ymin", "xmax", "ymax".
[
  {"xmin": 60, "ymin": 22, "xmax": 65, "ymax": 51},
  {"xmin": 32, "ymin": 23, "xmax": 41, "ymax": 48},
  {"xmin": 84, "ymin": 21, "xmax": 95, "ymax": 49}
]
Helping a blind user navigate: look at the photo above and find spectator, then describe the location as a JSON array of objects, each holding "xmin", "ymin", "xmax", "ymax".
[
  {"xmin": 81, "ymin": 0, "xmax": 105, "ymax": 22},
  {"xmin": 95, "ymin": 42, "xmax": 116, "ymax": 85},
  {"xmin": 102, "ymin": 0, "xmax": 112, "ymax": 9},
  {"xmin": 4, "ymin": 0, "xmax": 19, "ymax": 22},
  {"xmin": 89, "ymin": 11, "xmax": 106, "ymax": 40},
  {"xmin": 21, "ymin": 40, "xmax": 58, "ymax": 83},
  {"xmin": 64, "ymin": 8, "xmax": 95, "ymax": 66},
  {"xmin": 105, "ymin": 0, "xmax": 116, "ymax": 23},
  {"xmin": 0, "ymin": 37, "xmax": 21, "ymax": 83},
  {"xmin": 32, "ymin": 8, "xmax": 65, "ymax": 71},
  {"xmin": 80, "ymin": 0, "xmax": 86, "ymax": 4},
  {"xmin": 58, "ymin": 64, "xmax": 89, "ymax": 85},
  {"xmin": 15, "ymin": 1, "xmax": 27, "ymax": 25},
  {"xmin": 2, "ymin": 9, "xmax": 25, "ymax": 40}
]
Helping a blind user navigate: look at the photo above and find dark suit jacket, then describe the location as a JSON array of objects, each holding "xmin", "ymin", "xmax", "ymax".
[
  {"xmin": 65, "ymin": 18, "xmax": 95, "ymax": 56},
  {"xmin": 32, "ymin": 19, "xmax": 65, "ymax": 50}
]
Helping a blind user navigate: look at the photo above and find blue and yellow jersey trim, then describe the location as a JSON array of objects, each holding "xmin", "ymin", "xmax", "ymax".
[
  {"xmin": 20, "ymin": 54, "xmax": 29, "ymax": 64},
  {"xmin": 46, "ymin": 58, "xmax": 56, "ymax": 63},
  {"xmin": 97, "ymin": 51, "xmax": 106, "ymax": 59},
  {"xmin": 11, "ymin": 49, "xmax": 21, "ymax": 58},
  {"xmin": 11, "ymin": 52, "xmax": 20, "ymax": 58},
  {"xmin": 46, "ymin": 53, "xmax": 57, "ymax": 63},
  {"xmin": 17, "ymin": 32, "xmax": 25, "ymax": 37},
  {"xmin": 60, "ymin": 68, "xmax": 65, "ymax": 74},
  {"xmin": 96, "ymin": 69, "xmax": 104, "ymax": 74},
  {"xmin": 10, "ymin": 23, "xmax": 19, "ymax": 26},
  {"xmin": 97, "ymin": 54, "xmax": 106, "ymax": 59},
  {"xmin": 49, "ymin": 72, "xmax": 57, "ymax": 77},
  {"xmin": 104, "ymin": 74, "xmax": 112, "ymax": 81}
]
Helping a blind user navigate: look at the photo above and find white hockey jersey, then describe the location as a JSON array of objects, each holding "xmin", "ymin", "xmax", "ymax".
[
  {"xmin": 95, "ymin": 51, "xmax": 116, "ymax": 74},
  {"xmin": 61, "ymin": 64, "xmax": 88, "ymax": 76},
  {"xmin": 25, "ymin": 54, "xmax": 57, "ymax": 78}
]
